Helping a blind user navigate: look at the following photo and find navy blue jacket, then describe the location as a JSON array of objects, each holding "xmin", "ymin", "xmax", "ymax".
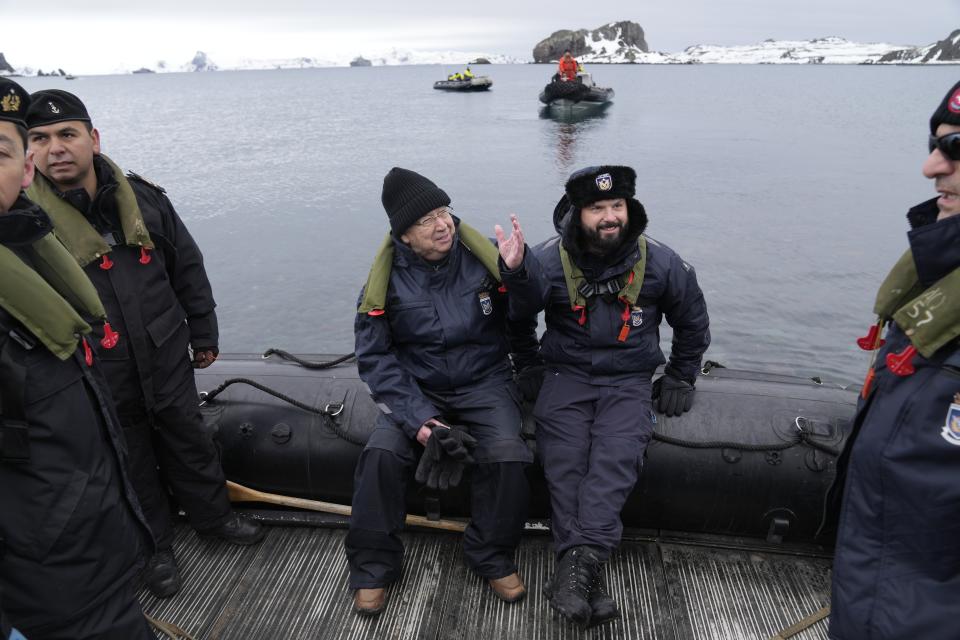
[
  {"xmin": 830, "ymin": 200, "xmax": 960, "ymax": 640},
  {"xmin": 503, "ymin": 199, "xmax": 710, "ymax": 385},
  {"xmin": 37, "ymin": 156, "xmax": 218, "ymax": 414},
  {"xmin": 354, "ymin": 225, "xmax": 515, "ymax": 438}
]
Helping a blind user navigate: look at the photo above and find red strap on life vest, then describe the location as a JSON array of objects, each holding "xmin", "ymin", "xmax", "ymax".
[
  {"xmin": 139, "ymin": 247, "xmax": 152, "ymax": 265},
  {"xmin": 100, "ymin": 322, "xmax": 119, "ymax": 349},
  {"xmin": 856, "ymin": 323, "xmax": 885, "ymax": 351},
  {"xmin": 886, "ymin": 345, "xmax": 917, "ymax": 377},
  {"xmin": 82, "ymin": 337, "xmax": 93, "ymax": 366}
]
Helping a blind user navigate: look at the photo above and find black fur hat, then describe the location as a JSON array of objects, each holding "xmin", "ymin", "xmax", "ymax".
[{"xmin": 564, "ymin": 165, "xmax": 636, "ymax": 208}]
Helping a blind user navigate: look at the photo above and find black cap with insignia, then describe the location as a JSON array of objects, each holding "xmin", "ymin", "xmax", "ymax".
[
  {"xmin": 0, "ymin": 77, "xmax": 30, "ymax": 127},
  {"xmin": 25, "ymin": 89, "xmax": 91, "ymax": 129}
]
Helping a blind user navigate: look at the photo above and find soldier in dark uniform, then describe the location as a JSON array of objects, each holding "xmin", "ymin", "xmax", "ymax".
[
  {"xmin": 829, "ymin": 81, "xmax": 960, "ymax": 640},
  {"xmin": 497, "ymin": 165, "xmax": 710, "ymax": 626},
  {"xmin": 23, "ymin": 90, "xmax": 264, "ymax": 599},
  {"xmin": 0, "ymin": 77, "xmax": 154, "ymax": 640}
]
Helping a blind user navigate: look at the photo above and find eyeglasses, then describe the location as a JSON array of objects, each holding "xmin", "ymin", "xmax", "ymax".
[
  {"xmin": 414, "ymin": 207, "xmax": 452, "ymax": 227},
  {"xmin": 928, "ymin": 132, "xmax": 960, "ymax": 161}
]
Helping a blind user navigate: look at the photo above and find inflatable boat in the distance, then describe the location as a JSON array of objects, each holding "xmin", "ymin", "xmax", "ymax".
[
  {"xmin": 197, "ymin": 351, "xmax": 856, "ymax": 548},
  {"xmin": 433, "ymin": 76, "xmax": 493, "ymax": 91},
  {"xmin": 539, "ymin": 72, "xmax": 615, "ymax": 113}
]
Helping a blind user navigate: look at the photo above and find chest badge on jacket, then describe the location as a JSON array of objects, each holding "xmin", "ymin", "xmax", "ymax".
[
  {"xmin": 478, "ymin": 291, "xmax": 493, "ymax": 316},
  {"xmin": 631, "ymin": 306, "xmax": 643, "ymax": 327},
  {"xmin": 942, "ymin": 392, "xmax": 960, "ymax": 447}
]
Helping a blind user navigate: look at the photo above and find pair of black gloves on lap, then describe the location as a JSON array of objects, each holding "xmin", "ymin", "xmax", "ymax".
[
  {"xmin": 415, "ymin": 424, "xmax": 477, "ymax": 490},
  {"xmin": 515, "ymin": 365, "xmax": 696, "ymax": 417}
]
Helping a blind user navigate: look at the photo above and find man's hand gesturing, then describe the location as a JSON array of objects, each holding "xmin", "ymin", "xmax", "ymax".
[{"xmin": 495, "ymin": 214, "xmax": 525, "ymax": 270}]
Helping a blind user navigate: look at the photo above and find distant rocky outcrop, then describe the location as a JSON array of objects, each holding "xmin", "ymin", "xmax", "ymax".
[
  {"xmin": 533, "ymin": 21, "xmax": 648, "ymax": 63},
  {"xmin": 877, "ymin": 29, "xmax": 960, "ymax": 63},
  {"xmin": 350, "ymin": 56, "xmax": 372, "ymax": 67},
  {"xmin": 0, "ymin": 53, "xmax": 14, "ymax": 74},
  {"xmin": 468, "ymin": 57, "xmax": 491, "ymax": 64},
  {"xmin": 37, "ymin": 68, "xmax": 69, "ymax": 77},
  {"xmin": 185, "ymin": 51, "xmax": 217, "ymax": 72},
  {"xmin": 132, "ymin": 67, "xmax": 155, "ymax": 74}
]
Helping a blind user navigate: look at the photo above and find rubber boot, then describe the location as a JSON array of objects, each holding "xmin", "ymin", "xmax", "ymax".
[
  {"xmin": 587, "ymin": 570, "xmax": 620, "ymax": 627},
  {"xmin": 546, "ymin": 546, "xmax": 599, "ymax": 627}
]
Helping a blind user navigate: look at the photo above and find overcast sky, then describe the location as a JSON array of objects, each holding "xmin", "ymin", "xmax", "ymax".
[{"xmin": 2, "ymin": 0, "xmax": 957, "ymax": 73}]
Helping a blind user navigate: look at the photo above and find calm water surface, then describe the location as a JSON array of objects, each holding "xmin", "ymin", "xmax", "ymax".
[{"xmin": 16, "ymin": 65, "xmax": 957, "ymax": 384}]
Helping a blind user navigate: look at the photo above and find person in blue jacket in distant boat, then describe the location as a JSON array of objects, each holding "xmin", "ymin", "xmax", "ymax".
[{"xmin": 828, "ymin": 80, "xmax": 960, "ymax": 640}]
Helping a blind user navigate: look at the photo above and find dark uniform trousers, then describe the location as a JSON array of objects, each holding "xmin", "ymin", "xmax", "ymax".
[
  {"xmin": 345, "ymin": 380, "xmax": 532, "ymax": 588},
  {"xmin": 33, "ymin": 580, "xmax": 153, "ymax": 640},
  {"xmin": 116, "ymin": 358, "xmax": 232, "ymax": 550},
  {"xmin": 534, "ymin": 370, "xmax": 654, "ymax": 561}
]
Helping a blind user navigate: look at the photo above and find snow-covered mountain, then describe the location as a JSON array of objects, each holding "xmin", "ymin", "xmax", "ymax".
[
  {"xmin": 534, "ymin": 21, "xmax": 648, "ymax": 63},
  {"xmin": 875, "ymin": 29, "xmax": 960, "ymax": 64},
  {"xmin": 676, "ymin": 36, "xmax": 913, "ymax": 64},
  {"xmin": 3, "ymin": 27, "xmax": 958, "ymax": 75},
  {"xmin": 534, "ymin": 27, "xmax": 960, "ymax": 65}
]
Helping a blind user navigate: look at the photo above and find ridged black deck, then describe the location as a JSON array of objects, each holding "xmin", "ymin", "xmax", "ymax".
[{"xmin": 139, "ymin": 522, "xmax": 831, "ymax": 639}]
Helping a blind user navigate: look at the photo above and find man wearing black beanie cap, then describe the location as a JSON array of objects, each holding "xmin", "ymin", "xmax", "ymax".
[
  {"xmin": 828, "ymin": 81, "xmax": 960, "ymax": 640},
  {"xmin": 346, "ymin": 167, "xmax": 534, "ymax": 615},
  {"xmin": 24, "ymin": 88, "xmax": 265, "ymax": 600},
  {"xmin": 496, "ymin": 165, "xmax": 710, "ymax": 627}
]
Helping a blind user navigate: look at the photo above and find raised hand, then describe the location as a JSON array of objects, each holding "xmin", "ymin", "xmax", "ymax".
[{"xmin": 495, "ymin": 214, "xmax": 525, "ymax": 270}]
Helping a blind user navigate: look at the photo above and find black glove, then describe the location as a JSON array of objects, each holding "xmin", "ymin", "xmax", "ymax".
[
  {"xmin": 515, "ymin": 364, "xmax": 547, "ymax": 404},
  {"xmin": 433, "ymin": 424, "xmax": 477, "ymax": 461},
  {"xmin": 652, "ymin": 374, "xmax": 695, "ymax": 417},
  {"xmin": 414, "ymin": 425, "xmax": 477, "ymax": 490}
]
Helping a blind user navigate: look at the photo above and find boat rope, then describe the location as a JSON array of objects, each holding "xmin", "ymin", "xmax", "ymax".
[
  {"xmin": 768, "ymin": 605, "xmax": 830, "ymax": 639},
  {"xmin": 261, "ymin": 348, "xmax": 355, "ymax": 369},
  {"xmin": 145, "ymin": 613, "xmax": 198, "ymax": 640},
  {"xmin": 199, "ymin": 377, "xmax": 367, "ymax": 446},
  {"xmin": 652, "ymin": 418, "xmax": 840, "ymax": 456}
]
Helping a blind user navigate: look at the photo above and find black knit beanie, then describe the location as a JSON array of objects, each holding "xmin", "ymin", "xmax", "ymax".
[
  {"xmin": 564, "ymin": 165, "xmax": 636, "ymax": 208},
  {"xmin": 930, "ymin": 80, "xmax": 960, "ymax": 134},
  {"xmin": 381, "ymin": 167, "xmax": 451, "ymax": 236}
]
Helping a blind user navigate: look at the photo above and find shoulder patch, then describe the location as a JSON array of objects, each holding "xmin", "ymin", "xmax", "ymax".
[{"xmin": 126, "ymin": 171, "xmax": 166, "ymax": 194}]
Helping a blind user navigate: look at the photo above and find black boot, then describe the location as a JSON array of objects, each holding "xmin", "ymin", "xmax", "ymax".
[
  {"xmin": 198, "ymin": 512, "xmax": 266, "ymax": 545},
  {"xmin": 588, "ymin": 570, "xmax": 620, "ymax": 627},
  {"xmin": 143, "ymin": 549, "xmax": 182, "ymax": 598},
  {"xmin": 546, "ymin": 546, "xmax": 599, "ymax": 627}
]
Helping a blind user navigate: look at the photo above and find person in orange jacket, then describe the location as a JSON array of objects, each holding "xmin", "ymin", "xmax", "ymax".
[{"xmin": 558, "ymin": 50, "xmax": 578, "ymax": 81}]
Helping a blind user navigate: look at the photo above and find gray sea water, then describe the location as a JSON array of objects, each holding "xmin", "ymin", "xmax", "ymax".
[{"xmin": 15, "ymin": 64, "xmax": 958, "ymax": 384}]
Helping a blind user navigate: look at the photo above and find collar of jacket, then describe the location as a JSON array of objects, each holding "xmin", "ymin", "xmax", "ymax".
[
  {"xmin": 357, "ymin": 217, "xmax": 501, "ymax": 315},
  {"xmin": 0, "ymin": 198, "xmax": 105, "ymax": 359},
  {"xmin": 24, "ymin": 154, "xmax": 154, "ymax": 267},
  {"xmin": 873, "ymin": 205, "xmax": 960, "ymax": 358}
]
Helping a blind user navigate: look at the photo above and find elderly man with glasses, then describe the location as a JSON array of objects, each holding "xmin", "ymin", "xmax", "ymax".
[
  {"xmin": 344, "ymin": 167, "xmax": 534, "ymax": 616},
  {"xmin": 827, "ymin": 80, "xmax": 960, "ymax": 640}
]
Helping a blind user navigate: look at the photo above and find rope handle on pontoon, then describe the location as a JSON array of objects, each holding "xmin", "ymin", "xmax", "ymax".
[
  {"xmin": 261, "ymin": 348, "xmax": 355, "ymax": 369},
  {"xmin": 199, "ymin": 377, "xmax": 364, "ymax": 446}
]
